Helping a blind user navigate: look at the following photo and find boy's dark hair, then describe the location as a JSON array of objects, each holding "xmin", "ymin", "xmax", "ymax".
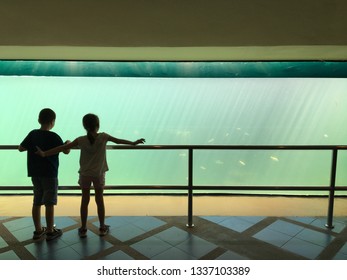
[
  {"xmin": 83, "ymin": 113, "xmax": 100, "ymax": 144},
  {"xmin": 38, "ymin": 108, "xmax": 56, "ymax": 125}
]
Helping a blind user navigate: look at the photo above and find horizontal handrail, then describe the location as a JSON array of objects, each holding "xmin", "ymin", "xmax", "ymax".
[
  {"xmin": 1, "ymin": 144, "xmax": 347, "ymax": 228},
  {"xmin": 1, "ymin": 185, "xmax": 346, "ymax": 190},
  {"xmin": 2, "ymin": 144, "xmax": 347, "ymax": 150},
  {"xmin": 1, "ymin": 144, "xmax": 347, "ymax": 191}
]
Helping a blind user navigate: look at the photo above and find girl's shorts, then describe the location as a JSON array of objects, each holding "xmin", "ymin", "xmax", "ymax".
[{"xmin": 78, "ymin": 174, "xmax": 105, "ymax": 189}]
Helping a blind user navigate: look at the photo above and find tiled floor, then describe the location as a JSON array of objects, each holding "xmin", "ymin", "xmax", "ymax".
[{"xmin": 1, "ymin": 215, "xmax": 347, "ymax": 260}]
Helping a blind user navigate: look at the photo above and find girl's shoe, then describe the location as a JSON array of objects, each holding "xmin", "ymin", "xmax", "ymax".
[{"xmin": 99, "ymin": 225, "xmax": 110, "ymax": 236}]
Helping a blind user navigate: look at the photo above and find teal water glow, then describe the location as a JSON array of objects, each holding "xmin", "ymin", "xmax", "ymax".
[
  {"xmin": 1, "ymin": 75, "xmax": 347, "ymax": 194},
  {"xmin": 1, "ymin": 61, "xmax": 347, "ymax": 77}
]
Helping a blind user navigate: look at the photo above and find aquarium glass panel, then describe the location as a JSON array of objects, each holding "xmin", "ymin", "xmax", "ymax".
[{"xmin": 1, "ymin": 75, "xmax": 347, "ymax": 193}]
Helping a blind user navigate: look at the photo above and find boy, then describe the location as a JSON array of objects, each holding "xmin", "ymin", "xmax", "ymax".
[{"xmin": 19, "ymin": 108, "xmax": 69, "ymax": 241}]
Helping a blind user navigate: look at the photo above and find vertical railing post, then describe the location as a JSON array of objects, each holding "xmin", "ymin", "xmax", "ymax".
[
  {"xmin": 326, "ymin": 148, "xmax": 338, "ymax": 229},
  {"xmin": 187, "ymin": 148, "xmax": 194, "ymax": 227}
]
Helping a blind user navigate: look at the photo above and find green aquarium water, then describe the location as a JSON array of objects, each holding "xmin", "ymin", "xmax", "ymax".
[{"xmin": 1, "ymin": 61, "xmax": 347, "ymax": 195}]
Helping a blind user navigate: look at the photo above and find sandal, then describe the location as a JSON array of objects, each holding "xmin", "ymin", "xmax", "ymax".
[
  {"xmin": 78, "ymin": 227, "xmax": 87, "ymax": 238},
  {"xmin": 46, "ymin": 228, "xmax": 63, "ymax": 241},
  {"xmin": 99, "ymin": 225, "xmax": 110, "ymax": 236},
  {"xmin": 33, "ymin": 227, "xmax": 47, "ymax": 240}
]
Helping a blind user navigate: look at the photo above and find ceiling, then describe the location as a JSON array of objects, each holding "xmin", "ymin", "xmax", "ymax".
[{"xmin": 1, "ymin": 0, "xmax": 347, "ymax": 61}]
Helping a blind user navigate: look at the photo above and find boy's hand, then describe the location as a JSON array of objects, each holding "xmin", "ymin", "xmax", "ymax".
[
  {"xmin": 63, "ymin": 140, "xmax": 71, "ymax": 154},
  {"xmin": 134, "ymin": 138, "xmax": 145, "ymax": 145},
  {"xmin": 35, "ymin": 146, "xmax": 45, "ymax": 157}
]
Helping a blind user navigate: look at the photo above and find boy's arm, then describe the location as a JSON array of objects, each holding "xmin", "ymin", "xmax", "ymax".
[
  {"xmin": 18, "ymin": 145, "xmax": 27, "ymax": 152},
  {"xmin": 19, "ymin": 133, "xmax": 30, "ymax": 152},
  {"xmin": 37, "ymin": 139, "xmax": 78, "ymax": 157},
  {"xmin": 108, "ymin": 135, "xmax": 145, "ymax": 146}
]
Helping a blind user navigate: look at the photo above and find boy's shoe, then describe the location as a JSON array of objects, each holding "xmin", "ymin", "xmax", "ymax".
[
  {"xmin": 99, "ymin": 225, "xmax": 110, "ymax": 236},
  {"xmin": 33, "ymin": 227, "xmax": 47, "ymax": 240},
  {"xmin": 46, "ymin": 228, "xmax": 63, "ymax": 241},
  {"xmin": 78, "ymin": 227, "xmax": 87, "ymax": 238}
]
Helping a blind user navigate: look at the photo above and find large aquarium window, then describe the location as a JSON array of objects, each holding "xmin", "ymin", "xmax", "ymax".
[{"xmin": 1, "ymin": 61, "xmax": 347, "ymax": 195}]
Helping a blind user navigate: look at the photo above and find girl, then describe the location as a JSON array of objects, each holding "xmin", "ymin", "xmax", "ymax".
[{"xmin": 37, "ymin": 113, "xmax": 145, "ymax": 237}]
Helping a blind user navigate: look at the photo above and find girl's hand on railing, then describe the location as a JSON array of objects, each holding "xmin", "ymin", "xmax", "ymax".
[{"xmin": 134, "ymin": 138, "xmax": 146, "ymax": 145}]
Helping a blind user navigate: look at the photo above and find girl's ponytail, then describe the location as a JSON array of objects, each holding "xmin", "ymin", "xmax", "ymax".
[
  {"xmin": 83, "ymin": 113, "xmax": 100, "ymax": 145},
  {"xmin": 87, "ymin": 131, "xmax": 96, "ymax": 144}
]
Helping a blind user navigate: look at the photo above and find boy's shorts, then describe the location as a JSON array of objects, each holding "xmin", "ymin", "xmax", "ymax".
[
  {"xmin": 78, "ymin": 174, "xmax": 105, "ymax": 189},
  {"xmin": 32, "ymin": 177, "xmax": 58, "ymax": 206}
]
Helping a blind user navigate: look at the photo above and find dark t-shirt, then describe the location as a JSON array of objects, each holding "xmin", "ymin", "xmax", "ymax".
[{"xmin": 20, "ymin": 129, "xmax": 64, "ymax": 178}]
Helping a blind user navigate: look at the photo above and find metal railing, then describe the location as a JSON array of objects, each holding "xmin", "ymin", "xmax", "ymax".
[{"xmin": 1, "ymin": 144, "xmax": 347, "ymax": 228}]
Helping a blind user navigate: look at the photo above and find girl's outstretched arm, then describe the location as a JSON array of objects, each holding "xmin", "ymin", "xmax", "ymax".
[
  {"xmin": 36, "ymin": 138, "xmax": 79, "ymax": 157},
  {"xmin": 108, "ymin": 135, "xmax": 145, "ymax": 146}
]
